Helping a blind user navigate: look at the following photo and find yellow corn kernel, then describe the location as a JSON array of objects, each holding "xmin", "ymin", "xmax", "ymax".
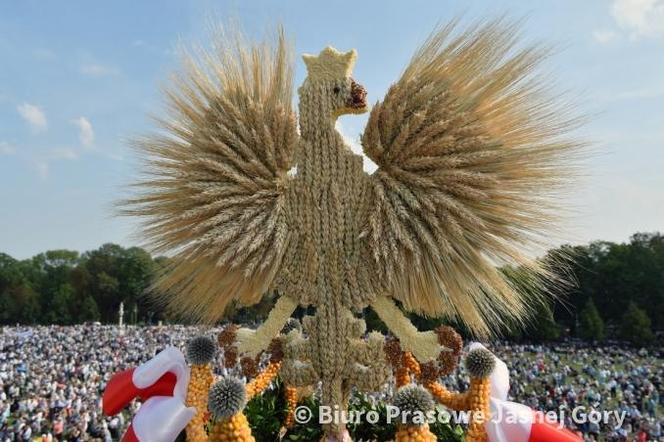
[
  {"xmin": 209, "ymin": 413, "xmax": 255, "ymax": 442},
  {"xmin": 396, "ymin": 366, "xmax": 411, "ymax": 388},
  {"xmin": 424, "ymin": 378, "xmax": 491, "ymax": 442},
  {"xmin": 246, "ymin": 361, "xmax": 281, "ymax": 400},
  {"xmin": 403, "ymin": 352, "xmax": 421, "ymax": 378},
  {"xmin": 284, "ymin": 385, "xmax": 298, "ymax": 428},
  {"xmin": 395, "ymin": 423, "xmax": 437, "ymax": 442},
  {"xmin": 186, "ymin": 364, "xmax": 214, "ymax": 442}
]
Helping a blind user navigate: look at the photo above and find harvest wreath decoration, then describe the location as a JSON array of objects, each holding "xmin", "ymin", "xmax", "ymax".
[{"xmin": 102, "ymin": 19, "xmax": 584, "ymax": 442}]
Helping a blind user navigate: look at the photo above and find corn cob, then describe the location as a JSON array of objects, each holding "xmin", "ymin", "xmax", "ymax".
[
  {"xmin": 395, "ymin": 423, "xmax": 437, "ymax": 442},
  {"xmin": 464, "ymin": 377, "xmax": 490, "ymax": 442},
  {"xmin": 284, "ymin": 385, "xmax": 298, "ymax": 428},
  {"xmin": 402, "ymin": 352, "xmax": 421, "ymax": 378},
  {"xmin": 395, "ymin": 365, "xmax": 411, "ymax": 388},
  {"xmin": 208, "ymin": 412, "xmax": 255, "ymax": 442},
  {"xmin": 424, "ymin": 377, "xmax": 491, "ymax": 442},
  {"xmin": 395, "ymin": 351, "xmax": 420, "ymax": 387},
  {"xmin": 246, "ymin": 361, "xmax": 281, "ymax": 400},
  {"xmin": 185, "ymin": 364, "xmax": 214, "ymax": 442},
  {"xmin": 424, "ymin": 381, "xmax": 468, "ymax": 411},
  {"xmin": 185, "ymin": 336, "xmax": 217, "ymax": 442}
]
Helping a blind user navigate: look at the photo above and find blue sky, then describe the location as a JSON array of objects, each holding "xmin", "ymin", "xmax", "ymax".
[{"xmin": 1, "ymin": 0, "xmax": 663, "ymax": 259}]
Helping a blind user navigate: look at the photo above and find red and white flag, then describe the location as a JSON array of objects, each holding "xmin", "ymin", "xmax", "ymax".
[
  {"xmin": 468, "ymin": 343, "xmax": 582, "ymax": 442},
  {"xmin": 103, "ymin": 347, "xmax": 195, "ymax": 442}
]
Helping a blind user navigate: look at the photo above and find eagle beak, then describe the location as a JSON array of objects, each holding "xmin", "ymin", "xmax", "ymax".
[{"xmin": 347, "ymin": 79, "xmax": 368, "ymax": 113}]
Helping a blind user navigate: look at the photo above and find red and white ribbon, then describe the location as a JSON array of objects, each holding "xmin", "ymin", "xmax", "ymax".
[
  {"xmin": 103, "ymin": 347, "xmax": 195, "ymax": 442},
  {"xmin": 468, "ymin": 343, "xmax": 582, "ymax": 442}
]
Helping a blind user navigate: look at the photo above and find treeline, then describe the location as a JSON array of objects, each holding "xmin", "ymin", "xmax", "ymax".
[
  {"xmin": 1, "ymin": 233, "xmax": 662, "ymax": 344},
  {"xmin": 486, "ymin": 232, "xmax": 662, "ymax": 345},
  {"xmin": 550, "ymin": 232, "xmax": 663, "ymax": 344},
  {"xmin": 0, "ymin": 244, "xmax": 164, "ymax": 325}
]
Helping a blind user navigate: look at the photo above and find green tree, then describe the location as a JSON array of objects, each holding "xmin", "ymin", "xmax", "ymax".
[
  {"xmin": 620, "ymin": 302, "xmax": 654, "ymax": 345},
  {"xmin": 0, "ymin": 291, "xmax": 14, "ymax": 323},
  {"xmin": 79, "ymin": 296, "xmax": 101, "ymax": 322},
  {"xmin": 1, "ymin": 245, "xmax": 156, "ymax": 324},
  {"xmin": 9, "ymin": 285, "xmax": 41, "ymax": 323},
  {"xmin": 0, "ymin": 254, "xmax": 23, "ymax": 313},
  {"xmin": 550, "ymin": 233, "xmax": 664, "ymax": 338},
  {"xmin": 0, "ymin": 253, "xmax": 41, "ymax": 324},
  {"xmin": 46, "ymin": 283, "xmax": 74, "ymax": 324},
  {"xmin": 578, "ymin": 299, "xmax": 605, "ymax": 341},
  {"xmin": 120, "ymin": 247, "xmax": 157, "ymax": 321},
  {"xmin": 79, "ymin": 244, "xmax": 156, "ymax": 323},
  {"xmin": 26, "ymin": 250, "xmax": 79, "ymax": 324},
  {"xmin": 529, "ymin": 302, "xmax": 561, "ymax": 341}
]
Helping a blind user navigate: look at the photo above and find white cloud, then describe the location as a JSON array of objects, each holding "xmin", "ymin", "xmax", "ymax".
[
  {"xmin": 611, "ymin": 0, "xmax": 664, "ymax": 38},
  {"xmin": 0, "ymin": 141, "xmax": 15, "ymax": 155},
  {"xmin": 593, "ymin": 29, "xmax": 619, "ymax": 43},
  {"xmin": 71, "ymin": 117, "xmax": 95, "ymax": 147},
  {"xmin": 80, "ymin": 63, "xmax": 120, "ymax": 77},
  {"xmin": 17, "ymin": 103, "xmax": 47, "ymax": 132}
]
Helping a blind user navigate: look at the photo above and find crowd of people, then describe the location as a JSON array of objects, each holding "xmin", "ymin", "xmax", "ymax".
[
  {"xmin": 0, "ymin": 325, "xmax": 661, "ymax": 441},
  {"xmin": 0, "ymin": 325, "xmax": 207, "ymax": 442},
  {"xmin": 452, "ymin": 343, "xmax": 663, "ymax": 441}
]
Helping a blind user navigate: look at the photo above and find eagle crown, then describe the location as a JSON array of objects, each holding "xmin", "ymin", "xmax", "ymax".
[{"xmin": 298, "ymin": 46, "xmax": 368, "ymax": 124}]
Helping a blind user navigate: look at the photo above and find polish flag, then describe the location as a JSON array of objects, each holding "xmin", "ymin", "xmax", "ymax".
[
  {"xmin": 468, "ymin": 343, "xmax": 582, "ymax": 442},
  {"xmin": 103, "ymin": 347, "xmax": 196, "ymax": 442}
]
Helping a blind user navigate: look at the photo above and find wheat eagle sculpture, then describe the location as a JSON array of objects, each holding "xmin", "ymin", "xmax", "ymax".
[{"xmin": 121, "ymin": 20, "xmax": 582, "ymax": 442}]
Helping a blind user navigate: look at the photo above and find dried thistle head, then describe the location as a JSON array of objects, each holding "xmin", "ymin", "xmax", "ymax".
[
  {"xmin": 465, "ymin": 347, "xmax": 496, "ymax": 379},
  {"xmin": 208, "ymin": 377, "xmax": 247, "ymax": 420},
  {"xmin": 186, "ymin": 335, "xmax": 217, "ymax": 365},
  {"xmin": 394, "ymin": 385, "xmax": 434, "ymax": 426}
]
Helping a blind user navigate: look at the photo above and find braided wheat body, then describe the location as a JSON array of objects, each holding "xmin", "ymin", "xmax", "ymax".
[{"xmin": 125, "ymin": 21, "xmax": 581, "ymax": 442}]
